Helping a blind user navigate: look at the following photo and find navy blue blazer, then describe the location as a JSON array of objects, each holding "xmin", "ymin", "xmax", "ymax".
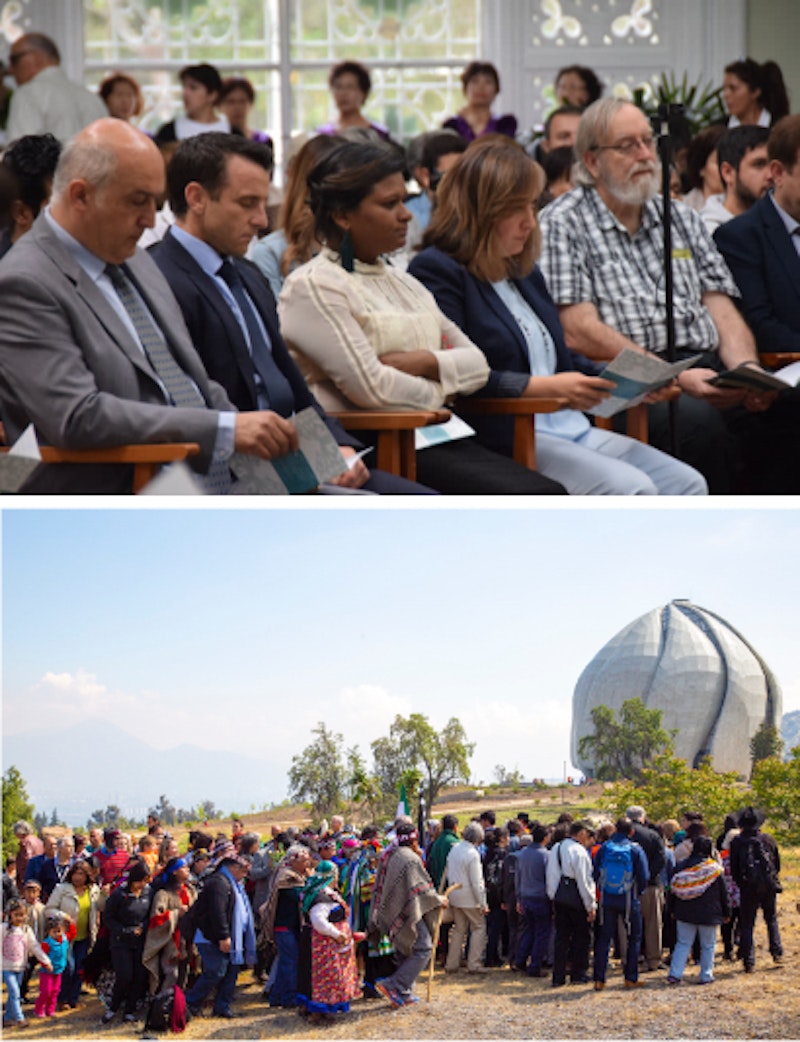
[
  {"xmin": 713, "ymin": 193, "xmax": 800, "ymax": 354},
  {"xmin": 408, "ymin": 246, "xmax": 577, "ymax": 457},
  {"xmin": 151, "ymin": 230, "xmax": 359, "ymax": 449}
]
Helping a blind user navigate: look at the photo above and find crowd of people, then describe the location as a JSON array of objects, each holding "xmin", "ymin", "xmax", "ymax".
[
  {"xmin": 1, "ymin": 802, "xmax": 787, "ymax": 1029},
  {"xmin": 0, "ymin": 34, "xmax": 798, "ymax": 494}
]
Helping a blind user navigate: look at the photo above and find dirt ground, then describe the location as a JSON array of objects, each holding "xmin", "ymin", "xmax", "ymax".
[{"xmin": 8, "ymin": 870, "xmax": 799, "ymax": 1041}]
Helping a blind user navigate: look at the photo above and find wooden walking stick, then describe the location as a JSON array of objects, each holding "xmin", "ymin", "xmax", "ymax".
[{"xmin": 427, "ymin": 883, "xmax": 461, "ymax": 1002}]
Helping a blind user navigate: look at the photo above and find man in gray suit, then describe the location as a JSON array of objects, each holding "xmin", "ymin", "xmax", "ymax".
[{"xmin": 0, "ymin": 119, "xmax": 297, "ymax": 492}]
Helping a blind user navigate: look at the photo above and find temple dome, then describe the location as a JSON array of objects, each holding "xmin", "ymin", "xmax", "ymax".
[{"xmin": 571, "ymin": 599, "xmax": 782, "ymax": 777}]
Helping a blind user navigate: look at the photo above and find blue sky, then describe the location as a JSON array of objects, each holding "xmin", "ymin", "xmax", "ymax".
[{"xmin": 3, "ymin": 504, "xmax": 798, "ymax": 800}]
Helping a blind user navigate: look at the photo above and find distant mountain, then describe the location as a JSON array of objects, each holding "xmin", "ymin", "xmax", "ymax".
[
  {"xmin": 783, "ymin": 710, "xmax": 800, "ymax": 757},
  {"xmin": 2, "ymin": 720, "xmax": 287, "ymax": 826}
]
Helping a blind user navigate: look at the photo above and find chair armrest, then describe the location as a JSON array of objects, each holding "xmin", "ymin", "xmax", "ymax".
[
  {"xmin": 760, "ymin": 352, "xmax": 800, "ymax": 369},
  {"xmin": 455, "ymin": 396, "xmax": 568, "ymax": 469},
  {"xmin": 39, "ymin": 443, "xmax": 200, "ymax": 493},
  {"xmin": 330, "ymin": 409, "xmax": 451, "ymax": 480}
]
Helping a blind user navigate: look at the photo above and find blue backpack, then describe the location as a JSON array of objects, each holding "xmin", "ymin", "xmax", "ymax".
[{"xmin": 599, "ymin": 840, "xmax": 634, "ymax": 897}]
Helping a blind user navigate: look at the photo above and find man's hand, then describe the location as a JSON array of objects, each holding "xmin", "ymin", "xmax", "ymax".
[
  {"xmin": 527, "ymin": 372, "xmax": 615, "ymax": 410},
  {"xmin": 234, "ymin": 411, "xmax": 299, "ymax": 459},
  {"xmin": 677, "ymin": 368, "xmax": 747, "ymax": 408},
  {"xmin": 643, "ymin": 380, "xmax": 681, "ymax": 405},
  {"xmin": 327, "ymin": 446, "xmax": 370, "ymax": 489},
  {"xmin": 379, "ymin": 350, "xmax": 440, "ymax": 380},
  {"xmin": 218, "ymin": 937, "xmax": 232, "ymax": 953}
]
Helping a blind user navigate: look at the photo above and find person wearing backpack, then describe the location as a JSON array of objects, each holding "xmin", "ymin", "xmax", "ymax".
[
  {"xmin": 728, "ymin": 807, "xmax": 783, "ymax": 973},
  {"xmin": 592, "ymin": 816, "xmax": 649, "ymax": 990},
  {"xmin": 482, "ymin": 828, "xmax": 509, "ymax": 967},
  {"xmin": 545, "ymin": 821, "xmax": 596, "ymax": 987}
]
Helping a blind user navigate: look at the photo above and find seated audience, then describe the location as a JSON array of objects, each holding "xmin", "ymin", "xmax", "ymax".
[
  {"xmin": 681, "ymin": 124, "xmax": 726, "ymax": 212},
  {"xmin": 404, "ymin": 130, "xmax": 467, "ymax": 248},
  {"xmin": 219, "ymin": 76, "xmax": 271, "ymax": 143},
  {"xmin": 554, "ymin": 65, "xmax": 603, "ymax": 110},
  {"xmin": 538, "ymin": 97, "xmax": 800, "ymax": 494},
  {"xmin": 443, "ymin": 61, "xmax": 516, "ymax": 142},
  {"xmin": 278, "ymin": 139, "xmax": 566, "ymax": 494},
  {"xmin": 539, "ymin": 145, "xmax": 576, "ymax": 207},
  {"xmin": 154, "ymin": 63, "xmax": 229, "ymax": 150},
  {"xmin": 410, "ymin": 137, "xmax": 705, "ymax": 494},
  {"xmin": 0, "ymin": 132, "xmax": 61, "ymax": 253}
]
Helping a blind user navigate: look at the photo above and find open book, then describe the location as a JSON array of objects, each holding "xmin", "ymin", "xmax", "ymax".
[
  {"xmin": 707, "ymin": 361, "xmax": 800, "ymax": 392},
  {"xmin": 587, "ymin": 348, "xmax": 700, "ymax": 419}
]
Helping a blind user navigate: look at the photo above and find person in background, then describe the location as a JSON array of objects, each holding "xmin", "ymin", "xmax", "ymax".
[
  {"xmin": 154, "ymin": 63, "xmax": 229, "ymax": 152},
  {"xmin": 0, "ymin": 132, "xmax": 61, "ymax": 254},
  {"xmin": 700, "ymin": 125, "xmax": 771, "ymax": 234},
  {"xmin": 681, "ymin": 124, "xmax": 727, "ymax": 212},
  {"xmin": 723, "ymin": 58, "xmax": 790, "ymax": 128},
  {"xmin": 99, "ymin": 72, "xmax": 144, "ymax": 123},
  {"xmin": 35, "ymin": 912, "xmax": 70, "ymax": 1018},
  {"xmin": 444, "ymin": 822, "xmax": 488, "ymax": 974},
  {"xmin": 219, "ymin": 77, "xmax": 271, "ymax": 144},
  {"xmin": 443, "ymin": 61, "xmax": 517, "ymax": 143},
  {"xmin": 6, "ymin": 32, "xmax": 105, "ymax": 141},
  {"xmin": 45, "ymin": 859, "xmax": 101, "ymax": 1011},
  {"xmin": 13, "ymin": 822, "xmax": 43, "ymax": 886},
  {"xmin": 318, "ymin": 60, "xmax": 391, "ymax": 141},
  {"xmin": 554, "ymin": 65, "xmax": 603, "ymax": 110},
  {"xmin": 404, "ymin": 130, "xmax": 467, "ymax": 248},
  {"xmin": 666, "ymin": 836, "xmax": 730, "ymax": 985},
  {"xmin": 539, "ymin": 145, "xmax": 575, "ymax": 207}
]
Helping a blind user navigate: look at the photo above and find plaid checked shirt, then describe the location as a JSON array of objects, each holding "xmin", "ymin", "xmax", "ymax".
[{"xmin": 539, "ymin": 186, "xmax": 740, "ymax": 357}]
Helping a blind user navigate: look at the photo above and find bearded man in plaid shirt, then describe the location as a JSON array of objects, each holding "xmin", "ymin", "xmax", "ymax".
[{"xmin": 539, "ymin": 97, "xmax": 800, "ymax": 494}]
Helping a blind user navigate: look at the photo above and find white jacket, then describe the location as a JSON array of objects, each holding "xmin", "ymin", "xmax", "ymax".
[
  {"xmin": 545, "ymin": 838, "xmax": 596, "ymax": 914},
  {"xmin": 444, "ymin": 840, "xmax": 487, "ymax": 910}
]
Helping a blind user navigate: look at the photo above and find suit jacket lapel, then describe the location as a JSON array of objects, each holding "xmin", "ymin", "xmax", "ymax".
[
  {"xmin": 473, "ymin": 276, "xmax": 531, "ymax": 369},
  {"xmin": 162, "ymin": 232, "xmax": 259, "ymax": 402},
  {"xmin": 760, "ymin": 196, "xmax": 800, "ymax": 306}
]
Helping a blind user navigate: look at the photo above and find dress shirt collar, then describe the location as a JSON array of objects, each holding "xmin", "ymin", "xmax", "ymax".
[
  {"xmin": 769, "ymin": 191, "xmax": 800, "ymax": 238},
  {"xmin": 43, "ymin": 207, "xmax": 107, "ymax": 283},
  {"xmin": 170, "ymin": 223, "xmax": 229, "ymax": 277}
]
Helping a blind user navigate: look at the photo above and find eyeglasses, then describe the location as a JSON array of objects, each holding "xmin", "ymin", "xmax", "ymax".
[{"xmin": 591, "ymin": 135, "xmax": 657, "ymax": 156}]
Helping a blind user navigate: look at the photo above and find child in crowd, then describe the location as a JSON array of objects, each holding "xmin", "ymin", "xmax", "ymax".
[
  {"xmin": 36, "ymin": 913, "xmax": 72, "ymax": 1018},
  {"xmin": 2, "ymin": 899, "xmax": 52, "ymax": 1028},
  {"xmin": 20, "ymin": 880, "xmax": 46, "ymax": 1001}
]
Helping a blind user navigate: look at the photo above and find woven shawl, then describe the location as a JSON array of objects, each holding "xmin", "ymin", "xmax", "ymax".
[
  {"xmin": 671, "ymin": 858, "xmax": 722, "ymax": 900},
  {"xmin": 368, "ymin": 845, "xmax": 441, "ymax": 956}
]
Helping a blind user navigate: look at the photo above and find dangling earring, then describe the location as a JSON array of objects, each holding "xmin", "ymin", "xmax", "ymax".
[{"xmin": 339, "ymin": 229, "xmax": 355, "ymax": 273}]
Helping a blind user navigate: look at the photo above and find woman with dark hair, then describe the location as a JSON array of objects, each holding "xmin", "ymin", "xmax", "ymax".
[
  {"xmin": 142, "ymin": 857, "xmax": 196, "ymax": 996},
  {"xmin": 99, "ymin": 72, "xmax": 143, "ymax": 122},
  {"xmin": 318, "ymin": 60, "xmax": 391, "ymax": 140},
  {"xmin": 100, "ymin": 860, "xmax": 152, "ymax": 1025},
  {"xmin": 555, "ymin": 65, "xmax": 604, "ymax": 109},
  {"xmin": 409, "ymin": 138, "xmax": 706, "ymax": 495},
  {"xmin": 681, "ymin": 124, "xmax": 726, "ymax": 211},
  {"xmin": 666, "ymin": 836, "xmax": 730, "ymax": 985},
  {"xmin": 723, "ymin": 58, "xmax": 790, "ymax": 127},
  {"xmin": 251, "ymin": 134, "xmax": 340, "ymax": 298},
  {"xmin": 278, "ymin": 139, "xmax": 566, "ymax": 495},
  {"xmin": 219, "ymin": 76, "xmax": 271, "ymax": 144},
  {"xmin": 443, "ymin": 61, "xmax": 517, "ymax": 142},
  {"xmin": 44, "ymin": 860, "xmax": 101, "ymax": 1009}
]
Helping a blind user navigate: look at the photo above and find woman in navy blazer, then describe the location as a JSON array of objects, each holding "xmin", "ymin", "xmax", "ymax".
[{"xmin": 408, "ymin": 137, "xmax": 706, "ymax": 495}]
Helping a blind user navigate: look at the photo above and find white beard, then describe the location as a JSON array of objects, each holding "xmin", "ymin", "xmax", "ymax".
[{"xmin": 602, "ymin": 163, "xmax": 661, "ymax": 206}]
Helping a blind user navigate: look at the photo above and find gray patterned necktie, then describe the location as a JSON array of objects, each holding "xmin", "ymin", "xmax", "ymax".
[
  {"xmin": 105, "ymin": 263, "xmax": 205, "ymax": 407},
  {"xmin": 105, "ymin": 263, "xmax": 230, "ymax": 493}
]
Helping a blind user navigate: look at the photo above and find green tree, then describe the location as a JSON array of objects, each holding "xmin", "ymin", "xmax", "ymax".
[
  {"xmin": 3, "ymin": 766, "xmax": 35, "ymax": 859},
  {"xmin": 750, "ymin": 722, "xmax": 784, "ymax": 772},
  {"xmin": 600, "ymin": 752, "xmax": 743, "ymax": 838},
  {"xmin": 288, "ymin": 722, "xmax": 347, "ymax": 819},
  {"xmin": 371, "ymin": 713, "xmax": 474, "ymax": 811},
  {"xmin": 578, "ymin": 698, "xmax": 675, "ymax": 782},
  {"xmin": 750, "ymin": 745, "xmax": 800, "ymax": 843},
  {"xmin": 345, "ymin": 746, "xmax": 385, "ymax": 822}
]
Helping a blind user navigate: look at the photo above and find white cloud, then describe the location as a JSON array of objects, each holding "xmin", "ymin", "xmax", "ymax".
[{"xmin": 459, "ymin": 698, "xmax": 576, "ymax": 783}]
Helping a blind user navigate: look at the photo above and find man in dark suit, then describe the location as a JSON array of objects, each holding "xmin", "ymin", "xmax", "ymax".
[
  {"xmin": 151, "ymin": 132, "xmax": 431, "ymax": 493},
  {"xmin": 714, "ymin": 114, "xmax": 800, "ymax": 354},
  {"xmin": 0, "ymin": 119, "xmax": 298, "ymax": 493}
]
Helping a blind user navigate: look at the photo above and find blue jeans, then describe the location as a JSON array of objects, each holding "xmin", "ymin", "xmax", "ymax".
[
  {"xmin": 269, "ymin": 929, "xmax": 299, "ymax": 1007},
  {"xmin": 516, "ymin": 897, "xmax": 552, "ymax": 972},
  {"xmin": 669, "ymin": 920, "xmax": 717, "ymax": 982},
  {"xmin": 3, "ymin": 969, "xmax": 24, "ymax": 1023},
  {"xmin": 185, "ymin": 942, "xmax": 240, "ymax": 1015},
  {"xmin": 594, "ymin": 902, "xmax": 642, "ymax": 983},
  {"xmin": 59, "ymin": 937, "xmax": 90, "ymax": 1006}
]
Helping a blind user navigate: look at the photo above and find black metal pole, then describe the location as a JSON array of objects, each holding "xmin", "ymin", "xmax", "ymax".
[{"xmin": 653, "ymin": 103, "xmax": 681, "ymax": 458}]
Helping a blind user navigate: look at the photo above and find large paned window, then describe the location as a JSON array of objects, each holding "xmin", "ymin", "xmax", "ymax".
[{"xmin": 82, "ymin": 0, "xmax": 483, "ymax": 168}]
